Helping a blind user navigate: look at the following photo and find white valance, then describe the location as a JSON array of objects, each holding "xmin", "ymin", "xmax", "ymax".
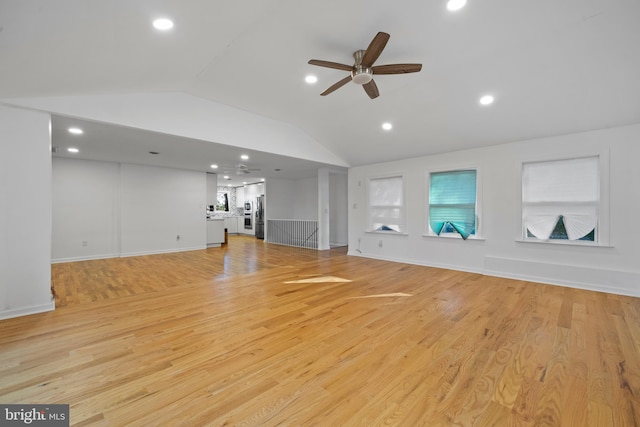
[
  {"xmin": 563, "ymin": 214, "xmax": 597, "ymax": 240},
  {"xmin": 524, "ymin": 215, "xmax": 559, "ymax": 240},
  {"xmin": 524, "ymin": 214, "xmax": 597, "ymax": 240}
]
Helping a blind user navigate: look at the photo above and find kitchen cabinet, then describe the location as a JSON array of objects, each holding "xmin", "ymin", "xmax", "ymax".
[
  {"xmin": 224, "ymin": 217, "xmax": 239, "ymax": 234},
  {"xmin": 206, "ymin": 219, "xmax": 225, "ymax": 247},
  {"xmin": 236, "ymin": 187, "xmax": 245, "ymax": 210}
]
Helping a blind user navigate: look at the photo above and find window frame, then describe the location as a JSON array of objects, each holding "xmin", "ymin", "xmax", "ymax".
[
  {"xmin": 424, "ymin": 166, "xmax": 483, "ymax": 240},
  {"xmin": 216, "ymin": 191, "xmax": 229, "ymax": 212},
  {"xmin": 518, "ymin": 151, "xmax": 610, "ymax": 247},
  {"xmin": 366, "ymin": 173, "xmax": 407, "ymax": 234}
]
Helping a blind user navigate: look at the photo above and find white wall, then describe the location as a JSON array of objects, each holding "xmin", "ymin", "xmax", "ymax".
[
  {"xmin": 0, "ymin": 105, "xmax": 53, "ymax": 319},
  {"xmin": 329, "ymin": 172, "xmax": 348, "ymax": 247},
  {"xmin": 294, "ymin": 177, "xmax": 318, "ymax": 220},
  {"xmin": 349, "ymin": 123, "xmax": 640, "ymax": 297},
  {"xmin": 265, "ymin": 178, "xmax": 296, "ymax": 220},
  {"xmin": 263, "ymin": 177, "xmax": 318, "ymax": 221},
  {"xmin": 4, "ymin": 93, "xmax": 348, "ymax": 167},
  {"xmin": 206, "ymin": 173, "xmax": 218, "ymax": 209},
  {"xmin": 120, "ymin": 164, "xmax": 206, "ymax": 256},
  {"xmin": 268, "ymin": 173, "xmax": 347, "ymax": 249},
  {"xmin": 52, "ymin": 158, "xmax": 120, "ymax": 261},
  {"xmin": 52, "ymin": 158, "xmax": 207, "ymax": 261}
]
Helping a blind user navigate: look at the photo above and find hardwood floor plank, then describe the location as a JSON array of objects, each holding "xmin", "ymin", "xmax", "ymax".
[{"xmin": 1, "ymin": 236, "xmax": 639, "ymax": 425}]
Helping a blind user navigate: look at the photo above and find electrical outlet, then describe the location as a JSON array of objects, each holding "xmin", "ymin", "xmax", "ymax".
[
  {"xmin": 82, "ymin": 241, "xmax": 88, "ymax": 247},
  {"xmin": 378, "ymin": 240, "xmax": 383, "ymax": 247},
  {"xmin": 176, "ymin": 235, "xmax": 180, "ymax": 240}
]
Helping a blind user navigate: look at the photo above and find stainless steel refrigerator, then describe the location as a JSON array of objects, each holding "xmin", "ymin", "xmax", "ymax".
[{"xmin": 255, "ymin": 195, "xmax": 264, "ymax": 239}]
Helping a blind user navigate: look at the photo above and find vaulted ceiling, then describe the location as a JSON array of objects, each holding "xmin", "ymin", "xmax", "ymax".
[{"xmin": 1, "ymin": 0, "xmax": 639, "ymax": 185}]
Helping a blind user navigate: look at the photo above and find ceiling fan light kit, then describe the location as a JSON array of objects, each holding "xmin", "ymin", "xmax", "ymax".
[
  {"xmin": 308, "ymin": 32, "xmax": 423, "ymax": 99},
  {"xmin": 350, "ymin": 50, "xmax": 373, "ymax": 85}
]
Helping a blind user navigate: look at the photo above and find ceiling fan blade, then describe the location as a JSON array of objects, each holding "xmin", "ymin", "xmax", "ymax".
[
  {"xmin": 361, "ymin": 32, "xmax": 390, "ymax": 67},
  {"xmin": 308, "ymin": 59, "xmax": 353, "ymax": 72},
  {"xmin": 363, "ymin": 80, "xmax": 379, "ymax": 99},
  {"xmin": 320, "ymin": 76, "xmax": 352, "ymax": 96},
  {"xmin": 372, "ymin": 63, "xmax": 423, "ymax": 75}
]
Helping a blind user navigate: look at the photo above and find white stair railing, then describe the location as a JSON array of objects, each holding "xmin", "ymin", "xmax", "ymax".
[{"xmin": 266, "ymin": 219, "xmax": 318, "ymax": 249}]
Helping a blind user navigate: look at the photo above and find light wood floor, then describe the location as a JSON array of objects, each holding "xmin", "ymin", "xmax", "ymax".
[{"xmin": 1, "ymin": 236, "xmax": 639, "ymax": 426}]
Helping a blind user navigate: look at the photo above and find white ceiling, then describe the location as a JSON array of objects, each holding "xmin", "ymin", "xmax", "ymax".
[{"xmin": 2, "ymin": 0, "xmax": 640, "ymax": 185}]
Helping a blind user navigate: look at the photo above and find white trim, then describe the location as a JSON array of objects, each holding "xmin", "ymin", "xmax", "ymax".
[
  {"xmin": 119, "ymin": 245, "xmax": 207, "ymax": 258},
  {"xmin": 365, "ymin": 172, "xmax": 407, "ymax": 233},
  {"xmin": 52, "ymin": 253, "xmax": 119, "ymax": 264},
  {"xmin": 424, "ymin": 165, "xmax": 483, "ymax": 239},
  {"xmin": 347, "ymin": 250, "xmax": 485, "ymax": 275},
  {"xmin": 516, "ymin": 239, "xmax": 613, "ymax": 248},
  {"xmin": 484, "ymin": 255, "xmax": 639, "ymax": 298},
  {"xmin": 518, "ymin": 150, "xmax": 610, "ymax": 246},
  {"xmin": 0, "ymin": 301, "xmax": 55, "ymax": 321},
  {"xmin": 422, "ymin": 234, "xmax": 485, "ymax": 241},
  {"xmin": 365, "ymin": 230, "xmax": 409, "ymax": 236},
  {"xmin": 52, "ymin": 246, "xmax": 207, "ymax": 263},
  {"xmin": 346, "ymin": 251, "xmax": 640, "ymax": 298}
]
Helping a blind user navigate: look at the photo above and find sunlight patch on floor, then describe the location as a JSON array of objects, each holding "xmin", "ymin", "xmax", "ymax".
[
  {"xmin": 284, "ymin": 276, "xmax": 352, "ymax": 284},
  {"xmin": 348, "ymin": 292, "xmax": 413, "ymax": 299}
]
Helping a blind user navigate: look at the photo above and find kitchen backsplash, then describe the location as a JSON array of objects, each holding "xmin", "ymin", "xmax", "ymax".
[{"xmin": 215, "ymin": 186, "xmax": 243, "ymax": 217}]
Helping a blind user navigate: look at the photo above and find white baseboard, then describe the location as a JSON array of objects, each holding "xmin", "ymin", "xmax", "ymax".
[
  {"xmin": 120, "ymin": 245, "xmax": 207, "ymax": 258},
  {"xmin": 52, "ymin": 246, "xmax": 208, "ymax": 263},
  {"xmin": 484, "ymin": 256, "xmax": 640, "ymax": 298},
  {"xmin": 347, "ymin": 250, "xmax": 640, "ymax": 298},
  {"xmin": 347, "ymin": 250, "xmax": 484, "ymax": 275},
  {"xmin": 0, "ymin": 300, "xmax": 55, "ymax": 321},
  {"xmin": 52, "ymin": 253, "xmax": 118, "ymax": 264}
]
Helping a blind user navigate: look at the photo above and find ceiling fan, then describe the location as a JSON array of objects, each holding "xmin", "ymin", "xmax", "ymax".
[
  {"xmin": 308, "ymin": 31, "xmax": 422, "ymax": 99},
  {"xmin": 235, "ymin": 163, "xmax": 261, "ymax": 175}
]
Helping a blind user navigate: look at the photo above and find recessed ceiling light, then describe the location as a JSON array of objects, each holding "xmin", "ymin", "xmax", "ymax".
[
  {"xmin": 153, "ymin": 18, "xmax": 174, "ymax": 31},
  {"xmin": 68, "ymin": 127, "xmax": 83, "ymax": 135},
  {"xmin": 447, "ymin": 0, "xmax": 467, "ymax": 11},
  {"xmin": 67, "ymin": 147, "xmax": 79, "ymax": 153},
  {"xmin": 260, "ymin": 178, "xmax": 265, "ymax": 182},
  {"xmin": 240, "ymin": 154, "xmax": 249, "ymax": 160},
  {"xmin": 305, "ymin": 75, "xmax": 318, "ymax": 84},
  {"xmin": 210, "ymin": 164, "xmax": 218, "ymax": 169},
  {"xmin": 479, "ymin": 95, "xmax": 495, "ymax": 105},
  {"xmin": 382, "ymin": 122, "xmax": 393, "ymax": 131},
  {"xmin": 223, "ymin": 175, "xmax": 230, "ymax": 180}
]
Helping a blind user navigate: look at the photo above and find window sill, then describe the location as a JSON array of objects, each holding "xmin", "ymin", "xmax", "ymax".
[
  {"xmin": 422, "ymin": 234, "xmax": 485, "ymax": 241},
  {"xmin": 365, "ymin": 230, "xmax": 408, "ymax": 236},
  {"xmin": 516, "ymin": 239, "xmax": 613, "ymax": 248}
]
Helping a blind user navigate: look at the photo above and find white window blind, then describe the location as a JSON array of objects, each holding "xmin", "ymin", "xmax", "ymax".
[
  {"xmin": 368, "ymin": 175, "xmax": 404, "ymax": 232},
  {"xmin": 522, "ymin": 156, "xmax": 599, "ymax": 241}
]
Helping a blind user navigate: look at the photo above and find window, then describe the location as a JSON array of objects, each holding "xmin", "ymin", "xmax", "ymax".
[
  {"xmin": 216, "ymin": 192, "xmax": 229, "ymax": 211},
  {"xmin": 368, "ymin": 175, "xmax": 404, "ymax": 232},
  {"xmin": 428, "ymin": 169, "xmax": 477, "ymax": 239},
  {"xmin": 522, "ymin": 156, "xmax": 599, "ymax": 242}
]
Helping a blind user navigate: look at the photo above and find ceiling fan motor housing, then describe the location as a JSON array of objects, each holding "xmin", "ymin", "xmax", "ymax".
[
  {"xmin": 351, "ymin": 49, "xmax": 373, "ymax": 85},
  {"xmin": 351, "ymin": 67, "xmax": 373, "ymax": 84}
]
